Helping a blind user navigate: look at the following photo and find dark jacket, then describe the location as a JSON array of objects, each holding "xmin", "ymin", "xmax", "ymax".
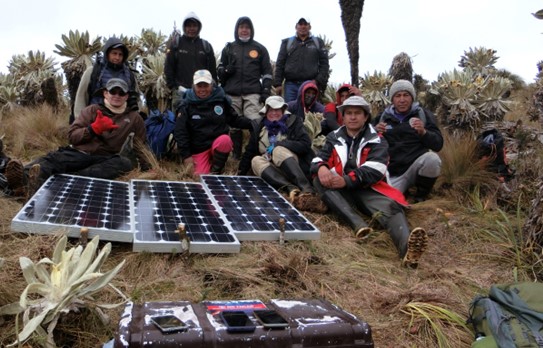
[
  {"xmin": 321, "ymin": 83, "xmax": 352, "ymax": 135},
  {"xmin": 287, "ymin": 80, "xmax": 325, "ymax": 120},
  {"xmin": 238, "ymin": 112, "xmax": 314, "ymax": 177},
  {"xmin": 174, "ymin": 86, "xmax": 251, "ymax": 159},
  {"xmin": 310, "ymin": 124, "xmax": 405, "ymax": 204},
  {"xmin": 164, "ymin": 13, "xmax": 217, "ymax": 89},
  {"xmin": 273, "ymin": 35, "xmax": 329, "ymax": 91},
  {"xmin": 373, "ymin": 103, "xmax": 443, "ymax": 176},
  {"xmin": 217, "ymin": 17, "xmax": 273, "ymax": 97}
]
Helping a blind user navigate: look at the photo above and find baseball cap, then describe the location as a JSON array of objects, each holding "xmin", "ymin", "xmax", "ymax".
[
  {"xmin": 297, "ymin": 17, "xmax": 310, "ymax": 25},
  {"xmin": 105, "ymin": 78, "xmax": 129, "ymax": 93},
  {"xmin": 193, "ymin": 69, "xmax": 213, "ymax": 85}
]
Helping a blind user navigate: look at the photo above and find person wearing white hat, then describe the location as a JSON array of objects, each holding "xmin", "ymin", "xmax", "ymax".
[
  {"xmin": 238, "ymin": 95, "xmax": 327, "ymax": 213},
  {"xmin": 174, "ymin": 70, "xmax": 252, "ymax": 177},
  {"xmin": 311, "ymin": 96, "xmax": 428, "ymax": 268},
  {"xmin": 374, "ymin": 79, "xmax": 443, "ymax": 202}
]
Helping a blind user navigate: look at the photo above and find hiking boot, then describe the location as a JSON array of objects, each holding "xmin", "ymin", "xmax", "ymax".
[
  {"xmin": 27, "ymin": 164, "xmax": 41, "ymax": 198},
  {"xmin": 5, "ymin": 159, "xmax": 26, "ymax": 197},
  {"xmin": 292, "ymin": 192, "xmax": 328, "ymax": 213},
  {"xmin": 402, "ymin": 227, "xmax": 429, "ymax": 269}
]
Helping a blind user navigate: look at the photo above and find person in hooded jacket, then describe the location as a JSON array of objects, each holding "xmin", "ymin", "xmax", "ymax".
[
  {"xmin": 73, "ymin": 37, "xmax": 138, "ymax": 122},
  {"xmin": 311, "ymin": 96, "xmax": 428, "ymax": 268},
  {"xmin": 174, "ymin": 70, "xmax": 252, "ymax": 177},
  {"xmin": 217, "ymin": 16, "xmax": 273, "ymax": 160},
  {"xmin": 320, "ymin": 84, "xmax": 361, "ymax": 136},
  {"xmin": 238, "ymin": 96, "xmax": 326, "ymax": 213},
  {"xmin": 287, "ymin": 80, "xmax": 324, "ymax": 121},
  {"xmin": 165, "ymin": 11, "xmax": 217, "ymax": 110}
]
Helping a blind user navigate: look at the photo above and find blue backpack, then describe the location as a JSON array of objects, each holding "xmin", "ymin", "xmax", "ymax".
[{"xmin": 145, "ymin": 109, "xmax": 176, "ymax": 159}]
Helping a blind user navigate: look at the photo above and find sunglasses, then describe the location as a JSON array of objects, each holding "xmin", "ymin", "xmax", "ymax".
[{"xmin": 108, "ymin": 88, "xmax": 128, "ymax": 97}]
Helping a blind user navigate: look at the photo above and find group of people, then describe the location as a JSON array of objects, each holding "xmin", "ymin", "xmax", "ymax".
[{"xmin": 0, "ymin": 12, "xmax": 444, "ymax": 268}]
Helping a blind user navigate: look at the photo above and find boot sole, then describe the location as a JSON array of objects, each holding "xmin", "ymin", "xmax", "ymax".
[
  {"xmin": 5, "ymin": 159, "xmax": 25, "ymax": 196},
  {"xmin": 355, "ymin": 226, "xmax": 373, "ymax": 239},
  {"xmin": 402, "ymin": 227, "xmax": 428, "ymax": 268},
  {"xmin": 27, "ymin": 164, "xmax": 41, "ymax": 198}
]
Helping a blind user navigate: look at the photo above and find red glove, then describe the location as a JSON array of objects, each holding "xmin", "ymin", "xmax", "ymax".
[{"xmin": 91, "ymin": 110, "xmax": 119, "ymax": 135}]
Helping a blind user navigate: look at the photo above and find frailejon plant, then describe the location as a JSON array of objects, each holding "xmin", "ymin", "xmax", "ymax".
[{"xmin": 0, "ymin": 235, "xmax": 126, "ymax": 347}]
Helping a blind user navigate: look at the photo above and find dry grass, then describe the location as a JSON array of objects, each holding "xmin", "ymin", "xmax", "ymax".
[{"xmin": 0, "ymin": 103, "xmax": 541, "ymax": 347}]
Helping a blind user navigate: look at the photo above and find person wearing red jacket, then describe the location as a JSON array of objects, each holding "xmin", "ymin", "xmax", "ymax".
[
  {"xmin": 5, "ymin": 78, "xmax": 150, "ymax": 197},
  {"xmin": 320, "ymin": 84, "xmax": 361, "ymax": 136},
  {"xmin": 311, "ymin": 96, "xmax": 428, "ymax": 268}
]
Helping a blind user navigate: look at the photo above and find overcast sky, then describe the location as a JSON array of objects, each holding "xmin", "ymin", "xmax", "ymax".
[{"xmin": 1, "ymin": 0, "xmax": 542, "ymax": 85}]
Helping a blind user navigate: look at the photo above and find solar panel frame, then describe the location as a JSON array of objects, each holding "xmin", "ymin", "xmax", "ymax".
[
  {"xmin": 130, "ymin": 180, "xmax": 240, "ymax": 254},
  {"xmin": 200, "ymin": 175, "xmax": 320, "ymax": 241},
  {"xmin": 11, "ymin": 174, "xmax": 133, "ymax": 242}
]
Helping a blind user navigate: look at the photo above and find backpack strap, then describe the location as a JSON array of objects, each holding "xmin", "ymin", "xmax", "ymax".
[{"xmin": 286, "ymin": 35, "xmax": 321, "ymax": 56}]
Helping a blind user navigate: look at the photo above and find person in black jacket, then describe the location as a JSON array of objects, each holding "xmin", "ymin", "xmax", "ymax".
[
  {"xmin": 174, "ymin": 70, "xmax": 252, "ymax": 177},
  {"xmin": 165, "ymin": 12, "xmax": 217, "ymax": 110},
  {"xmin": 373, "ymin": 80, "xmax": 443, "ymax": 202},
  {"xmin": 273, "ymin": 18, "xmax": 329, "ymax": 103},
  {"xmin": 238, "ymin": 96, "xmax": 326, "ymax": 213},
  {"xmin": 217, "ymin": 16, "xmax": 273, "ymax": 159}
]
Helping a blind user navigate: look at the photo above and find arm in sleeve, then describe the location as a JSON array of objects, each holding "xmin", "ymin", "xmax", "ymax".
[
  {"xmin": 310, "ymin": 136, "xmax": 334, "ymax": 176},
  {"xmin": 68, "ymin": 104, "xmax": 98, "ymax": 145},
  {"xmin": 345, "ymin": 138, "xmax": 389, "ymax": 189},
  {"xmin": 206, "ymin": 44, "xmax": 218, "ymax": 83},
  {"xmin": 273, "ymin": 39, "xmax": 288, "ymax": 87},
  {"xmin": 323, "ymin": 103, "xmax": 340, "ymax": 131},
  {"xmin": 164, "ymin": 46, "xmax": 177, "ymax": 90},
  {"xmin": 260, "ymin": 46, "xmax": 273, "ymax": 92},
  {"xmin": 420, "ymin": 110, "xmax": 444, "ymax": 152},
  {"xmin": 73, "ymin": 67, "xmax": 93, "ymax": 119},
  {"xmin": 173, "ymin": 108, "xmax": 191, "ymax": 160},
  {"xmin": 315, "ymin": 38, "xmax": 330, "ymax": 90},
  {"xmin": 237, "ymin": 121, "xmax": 260, "ymax": 175},
  {"xmin": 217, "ymin": 45, "xmax": 230, "ymax": 84},
  {"xmin": 275, "ymin": 117, "xmax": 312, "ymax": 156}
]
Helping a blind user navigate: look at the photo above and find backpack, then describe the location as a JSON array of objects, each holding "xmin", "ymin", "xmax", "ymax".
[
  {"xmin": 476, "ymin": 128, "xmax": 515, "ymax": 182},
  {"xmin": 168, "ymin": 28, "xmax": 213, "ymax": 57},
  {"xmin": 145, "ymin": 108, "xmax": 177, "ymax": 159},
  {"xmin": 467, "ymin": 282, "xmax": 543, "ymax": 348},
  {"xmin": 286, "ymin": 36, "xmax": 321, "ymax": 55}
]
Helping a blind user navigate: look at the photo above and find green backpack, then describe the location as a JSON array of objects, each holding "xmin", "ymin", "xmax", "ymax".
[{"xmin": 468, "ymin": 282, "xmax": 543, "ymax": 348}]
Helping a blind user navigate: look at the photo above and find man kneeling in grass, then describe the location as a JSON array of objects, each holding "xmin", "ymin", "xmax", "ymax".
[{"xmin": 310, "ymin": 96, "xmax": 428, "ymax": 268}]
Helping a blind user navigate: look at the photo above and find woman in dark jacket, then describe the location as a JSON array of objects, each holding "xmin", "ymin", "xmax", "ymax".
[{"xmin": 238, "ymin": 96, "xmax": 326, "ymax": 213}]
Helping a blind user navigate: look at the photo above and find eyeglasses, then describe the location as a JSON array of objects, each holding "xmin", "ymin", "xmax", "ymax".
[{"xmin": 108, "ymin": 89, "xmax": 128, "ymax": 97}]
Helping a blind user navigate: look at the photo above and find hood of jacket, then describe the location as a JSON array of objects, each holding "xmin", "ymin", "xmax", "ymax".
[
  {"xmin": 184, "ymin": 85, "xmax": 227, "ymax": 105},
  {"xmin": 102, "ymin": 37, "xmax": 129, "ymax": 68},
  {"xmin": 336, "ymin": 84, "xmax": 353, "ymax": 106},
  {"xmin": 234, "ymin": 16, "xmax": 254, "ymax": 42},
  {"xmin": 183, "ymin": 11, "xmax": 202, "ymax": 36}
]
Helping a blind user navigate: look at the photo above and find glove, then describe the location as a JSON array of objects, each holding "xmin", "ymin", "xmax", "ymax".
[
  {"xmin": 259, "ymin": 90, "xmax": 271, "ymax": 104},
  {"xmin": 91, "ymin": 110, "xmax": 119, "ymax": 135}
]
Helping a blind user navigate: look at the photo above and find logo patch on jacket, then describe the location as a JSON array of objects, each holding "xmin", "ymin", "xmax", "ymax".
[
  {"xmin": 249, "ymin": 50, "xmax": 259, "ymax": 58},
  {"xmin": 192, "ymin": 114, "xmax": 202, "ymax": 120},
  {"xmin": 214, "ymin": 105, "xmax": 224, "ymax": 115}
]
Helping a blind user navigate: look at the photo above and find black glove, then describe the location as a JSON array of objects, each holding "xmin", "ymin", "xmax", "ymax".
[{"xmin": 259, "ymin": 89, "xmax": 271, "ymax": 104}]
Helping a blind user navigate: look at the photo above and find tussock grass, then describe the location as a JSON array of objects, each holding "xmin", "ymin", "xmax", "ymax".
[{"xmin": 0, "ymin": 105, "xmax": 542, "ymax": 347}]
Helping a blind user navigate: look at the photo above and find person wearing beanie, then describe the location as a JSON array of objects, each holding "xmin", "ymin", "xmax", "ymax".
[
  {"xmin": 73, "ymin": 37, "xmax": 140, "ymax": 123},
  {"xmin": 311, "ymin": 96, "xmax": 428, "ymax": 268},
  {"xmin": 237, "ymin": 96, "xmax": 327, "ymax": 214},
  {"xmin": 217, "ymin": 16, "xmax": 273, "ymax": 160},
  {"xmin": 5, "ymin": 78, "xmax": 152, "ymax": 198},
  {"xmin": 373, "ymin": 79, "xmax": 443, "ymax": 203},
  {"xmin": 165, "ymin": 11, "xmax": 217, "ymax": 110}
]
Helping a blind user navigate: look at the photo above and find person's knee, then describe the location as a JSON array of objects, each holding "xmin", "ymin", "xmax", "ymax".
[{"xmin": 419, "ymin": 152, "xmax": 441, "ymax": 178}]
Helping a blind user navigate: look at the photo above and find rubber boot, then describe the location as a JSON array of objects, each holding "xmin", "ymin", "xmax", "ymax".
[
  {"xmin": 384, "ymin": 212, "xmax": 411, "ymax": 258},
  {"xmin": 414, "ymin": 175, "xmax": 437, "ymax": 203},
  {"xmin": 5, "ymin": 159, "xmax": 27, "ymax": 197},
  {"xmin": 279, "ymin": 157, "xmax": 314, "ymax": 193},
  {"xmin": 210, "ymin": 151, "xmax": 230, "ymax": 174},
  {"xmin": 260, "ymin": 166, "xmax": 300, "ymax": 197},
  {"xmin": 230, "ymin": 129, "xmax": 243, "ymax": 160},
  {"xmin": 322, "ymin": 190, "xmax": 371, "ymax": 238},
  {"xmin": 402, "ymin": 227, "xmax": 429, "ymax": 269}
]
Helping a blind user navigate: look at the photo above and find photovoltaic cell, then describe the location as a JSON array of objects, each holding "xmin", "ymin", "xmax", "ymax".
[
  {"xmin": 11, "ymin": 175, "xmax": 133, "ymax": 242},
  {"xmin": 200, "ymin": 175, "xmax": 320, "ymax": 241},
  {"xmin": 131, "ymin": 180, "xmax": 240, "ymax": 253}
]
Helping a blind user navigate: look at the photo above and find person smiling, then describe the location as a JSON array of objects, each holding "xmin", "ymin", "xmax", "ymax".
[
  {"xmin": 311, "ymin": 96, "xmax": 428, "ymax": 268},
  {"xmin": 5, "ymin": 78, "xmax": 151, "ymax": 198}
]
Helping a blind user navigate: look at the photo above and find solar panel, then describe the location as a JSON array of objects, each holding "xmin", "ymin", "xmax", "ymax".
[
  {"xmin": 11, "ymin": 175, "xmax": 133, "ymax": 242},
  {"xmin": 131, "ymin": 180, "xmax": 240, "ymax": 254},
  {"xmin": 200, "ymin": 175, "xmax": 320, "ymax": 241}
]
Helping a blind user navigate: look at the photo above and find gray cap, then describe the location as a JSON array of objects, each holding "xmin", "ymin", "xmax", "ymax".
[
  {"xmin": 337, "ymin": 96, "xmax": 371, "ymax": 116},
  {"xmin": 389, "ymin": 79, "xmax": 416, "ymax": 100},
  {"xmin": 105, "ymin": 78, "xmax": 129, "ymax": 93}
]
